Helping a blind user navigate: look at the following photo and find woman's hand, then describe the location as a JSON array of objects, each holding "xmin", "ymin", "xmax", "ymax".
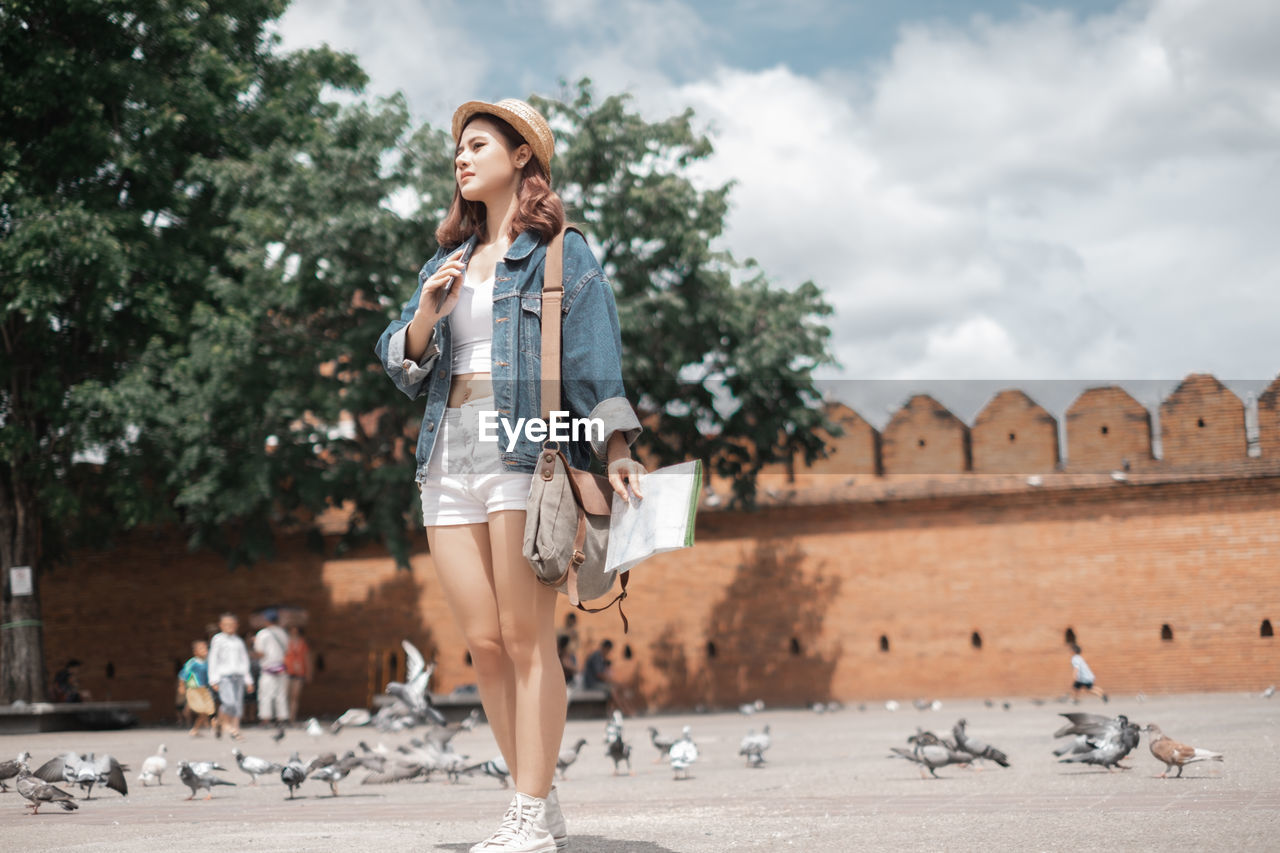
[
  {"xmin": 608, "ymin": 457, "xmax": 646, "ymax": 501},
  {"xmin": 416, "ymin": 247, "xmax": 469, "ymax": 324}
]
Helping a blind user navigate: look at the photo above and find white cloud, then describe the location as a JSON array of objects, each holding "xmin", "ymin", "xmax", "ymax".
[
  {"xmin": 273, "ymin": 0, "xmax": 484, "ymax": 125},
  {"xmin": 673, "ymin": 0, "xmax": 1280, "ymax": 391}
]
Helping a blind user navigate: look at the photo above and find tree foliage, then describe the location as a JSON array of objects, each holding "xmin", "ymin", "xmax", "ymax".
[{"xmin": 0, "ymin": 3, "xmax": 836, "ymax": 701}]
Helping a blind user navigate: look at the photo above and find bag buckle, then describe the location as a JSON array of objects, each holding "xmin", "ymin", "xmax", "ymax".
[{"xmin": 571, "ymin": 549, "xmax": 586, "ymax": 565}]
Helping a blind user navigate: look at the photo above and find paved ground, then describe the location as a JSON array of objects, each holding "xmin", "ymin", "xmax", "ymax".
[{"xmin": 2, "ymin": 692, "xmax": 1277, "ymax": 852}]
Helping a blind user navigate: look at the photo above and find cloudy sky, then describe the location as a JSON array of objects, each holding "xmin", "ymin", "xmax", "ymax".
[{"xmin": 275, "ymin": 0, "xmax": 1278, "ymax": 430}]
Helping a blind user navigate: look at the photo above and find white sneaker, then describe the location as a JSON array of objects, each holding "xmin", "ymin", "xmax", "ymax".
[
  {"xmin": 488, "ymin": 792, "xmax": 557, "ymax": 853},
  {"xmin": 546, "ymin": 786, "xmax": 568, "ymax": 851},
  {"xmin": 471, "ymin": 796, "xmax": 519, "ymax": 852}
]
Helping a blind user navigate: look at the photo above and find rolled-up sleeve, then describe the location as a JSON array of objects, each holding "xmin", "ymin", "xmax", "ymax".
[
  {"xmin": 375, "ymin": 252, "xmax": 444, "ymax": 400},
  {"xmin": 561, "ymin": 268, "xmax": 643, "ymax": 461}
]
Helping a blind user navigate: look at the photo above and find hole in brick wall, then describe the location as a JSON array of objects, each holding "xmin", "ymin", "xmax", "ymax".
[
  {"xmin": 917, "ymin": 438, "xmax": 926, "ymax": 447},
  {"xmin": 623, "ymin": 644, "xmax": 633, "ymax": 659},
  {"xmin": 970, "ymin": 631, "xmax": 982, "ymax": 650},
  {"xmin": 464, "ymin": 651, "xmax": 473, "ymax": 667},
  {"xmin": 706, "ymin": 641, "xmax": 718, "ymax": 659},
  {"xmin": 1100, "ymin": 425, "xmax": 1109, "ymax": 435},
  {"xmin": 315, "ymin": 653, "xmax": 325, "ymax": 672},
  {"xmin": 1008, "ymin": 432, "xmax": 1016, "ymax": 443},
  {"xmin": 1064, "ymin": 627, "xmax": 1077, "ymax": 645},
  {"xmin": 173, "ymin": 657, "xmax": 183, "ymax": 676},
  {"xmin": 1197, "ymin": 417, "xmax": 1205, "ymax": 428},
  {"xmin": 1262, "ymin": 619, "xmax": 1274, "ymax": 638},
  {"xmin": 879, "ymin": 635, "xmax": 890, "ymax": 652},
  {"xmin": 1161, "ymin": 624, "xmax": 1174, "ymax": 641},
  {"xmin": 790, "ymin": 637, "xmax": 802, "ymax": 655},
  {"xmin": 105, "ymin": 661, "xmax": 115, "ymax": 679}
]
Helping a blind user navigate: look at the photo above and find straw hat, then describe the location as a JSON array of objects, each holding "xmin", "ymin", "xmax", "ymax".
[{"xmin": 452, "ymin": 98, "xmax": 554, "ymax": 177}]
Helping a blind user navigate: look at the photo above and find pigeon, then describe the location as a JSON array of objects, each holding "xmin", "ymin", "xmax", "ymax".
[
  {"xmin": 177, "ymin": 761, "xmax": 236, "ymax": 800},
  {"xmin": 1054, "ymin": 713, "xmax": 1140, "ymax": 771},
  {"xmin": 16, "ymin": 769, "xmax": 79, "ymax": 814},
  {"xmin": 361, "ymin": 760, "xmax": 429, "ymax": 785},
  {"xmin": 556, "ymin": 738, "xmax": 588, "ymax": 779},
  {"xmin": 187, "ymin": 760, "xmax": 228, "ymax": 776},
  {"xmin": 738, "ymin": 699, "xmax": 765, "ymax": 715},
  {"xmin": 739, "ymin": 725, "xmax": 771, "ymax": 767},
  {"xmin": 1145, "ymin": 724, "xmax": 1224, "ymax": 778},
  {"xmin": 668, "ymin": 726, "xmax": 698, "ymax": 780},
  {"xmin": 0, "ymin": 751, "xmax": 31, "ymax": 792},
  {"xmin": 889, "ymin": 743, "xmax": 972, "ymax": 778},
  {"xmin": 138, "ymin": 744, "xmax": 168, "ymax": 786},
  {"xmin": 605, "ymin": 716, "xmax": 632, "ymax": 776},
  {"xmin": 648, "ymin": 727, "xmax": 675, "ymax": 763},
  {"xmin": 424, "ymin": 708, "xmax": 481, "ymax": 752},
  {"xmin": 232, "ymin": 748, "xmax": 282, "ymax": 785},
  {"xmin": 383, "ymin": 639, "xmax": 447, "ymax": 727},
  {"xmin": 1263, "ymin": 685, "xmax": 1275, "ymax": 699},
  {"xmin": 884, "ymin": 700, "xmax": 900, "ymax": 712},
  {"xmin": 460, "ymin": 756, "xmax": 510, "ymax": 788},
  {"xmin": 271, "ymin": 725, "xmax": 287, "ymax": 743},
  {"xmin": 308, "ymin": 752, "xmax": 364, "ymax": 797},
  {"xmin": 306, "ymin": 718, "xmax": 325, "ymax": 738},
  {"xmin": 952, "ymin": 719, "xmax": 1010, "ymax": 768},
  {"xmin": 331, "ymin": 708, "xmax": 373, "ymax": 733},
  {"xmin": 34, "ymin": 752, "xmax": 128, "ymax": 799},
  {"xmin": 280, "ymin": 752, "xmax": 309, "ymax": 799}
]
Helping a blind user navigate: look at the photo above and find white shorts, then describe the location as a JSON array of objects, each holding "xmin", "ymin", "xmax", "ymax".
[{"xmin": 419, "ymin": 397, "xmax": 533, "ymax": 527}]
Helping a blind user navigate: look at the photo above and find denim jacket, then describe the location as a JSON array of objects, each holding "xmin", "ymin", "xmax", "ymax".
[{"xmin": 375, "ymin": 229, "xmax": 643, "ymax": 481}]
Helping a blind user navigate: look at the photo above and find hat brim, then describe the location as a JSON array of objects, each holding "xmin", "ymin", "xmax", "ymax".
[{"xmin": 451, "ymin": 100, "xmax": 553, "ymax": 177}]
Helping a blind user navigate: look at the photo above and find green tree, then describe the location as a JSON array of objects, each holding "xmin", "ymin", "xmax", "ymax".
[{"xmin": 0, "ymin": 0, "xmax": 371, "ymax": 701}]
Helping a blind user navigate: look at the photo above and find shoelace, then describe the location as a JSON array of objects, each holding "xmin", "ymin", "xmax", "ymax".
[
  {"xmin": 478, "ymin": 802, "xmax": 521, "ymax": 848},
  {"xmin": 487, "ymin": 801, "xmax": 543, "ymax": 846}
]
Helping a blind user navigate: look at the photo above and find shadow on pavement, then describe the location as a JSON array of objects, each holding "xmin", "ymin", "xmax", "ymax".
[{"xmin": 436, "ymin": 837, "xmax": 678, "ymax": 852}]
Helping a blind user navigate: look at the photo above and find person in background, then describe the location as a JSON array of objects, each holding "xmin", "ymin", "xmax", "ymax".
[
  {"xmin": 1069, "ymin": 643, "xmax": 1109, "ymax": 703},
  {"xmin": 284, "ymin": 624, "xmax": 313, "ymax": 725},
  {"xmin": 253, "ymin": 609, "xmax": 290, "ymax": 726},
  {"xmin": 557, "ymin": 634, "xmax": 579, "ymax": 688},
  {"xmin": 50, "ymin": 659, "xmax": 90, "ymax": 702},
  {"xmin": 178, "ymin": 640, "xmax": 214, "ymax": 736},
  {"xmin": 582, "ymin": 639, "xmax": 632, "ymax": 716},
  {"xmin": 208, "ymin": 612, "xmax": 254, "ymax": 741}
]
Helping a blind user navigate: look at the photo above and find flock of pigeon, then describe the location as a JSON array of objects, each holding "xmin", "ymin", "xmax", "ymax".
[
  {"xmin": 888, "ymin": 711, "xmax": 1224, "ymax": 779},
  {"xmin": 2, "ymin": 641, "xmax": 1243, "ymax": 813}
]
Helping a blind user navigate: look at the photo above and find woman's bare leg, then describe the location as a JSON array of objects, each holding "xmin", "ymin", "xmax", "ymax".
[
  {"xmin": 488, "ymin": 509, "xmax": 565, "ymax": 798},
  {"xmin": 427, "ymin": 522, "xmax": 520, "ymax": 781}
]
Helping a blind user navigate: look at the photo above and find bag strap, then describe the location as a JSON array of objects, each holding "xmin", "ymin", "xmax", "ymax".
[
  {"xmin": 540, "ymin": 225, "xmax": 631, "ymax": 635},
  {"xmin": 540, "ymin": 225, "xmax": 583, "ymax": 423}
]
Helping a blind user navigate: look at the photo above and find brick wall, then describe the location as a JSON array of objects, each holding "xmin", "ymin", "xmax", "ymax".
[
  {"xmin": 1159, "ymin": 373, "xmax": 1248, "ymax": 467},
  {"xmin": 881, "ymin": 395, "xmax": 971, "ymax": 474},
  {"xmin": 17, "ymin": 371, "xmax": 1280, "ymax": 718},
  {"xmin": 1065, "ymin": 386, "xmax": 1154, "ymax": 472},
  {"xmin": 29, "ymin": 472, "xmax": 1279, "ymax": 720},
  {"xmin": 972, "ymin": 389, "xmax": 1059, "ymax": 474}
]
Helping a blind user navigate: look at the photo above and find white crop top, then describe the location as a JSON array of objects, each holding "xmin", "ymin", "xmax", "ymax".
[{"xmin": 449, "ymin": 267, "xmax": 494, "ymax": 374}]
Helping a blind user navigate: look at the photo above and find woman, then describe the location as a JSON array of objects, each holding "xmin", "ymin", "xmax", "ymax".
[
  {"xmin": 376, "ymin": 98, "xmax": 644, "ymax": 853},
  {"xmin": 284, "ymin": 625, "xmax": 313, "ymax": 725}
]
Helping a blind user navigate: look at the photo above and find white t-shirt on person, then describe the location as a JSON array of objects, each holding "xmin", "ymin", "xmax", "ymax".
[{"xmin": 1071, "ymin": 654, "xmax": 1095, "ymax": 683}]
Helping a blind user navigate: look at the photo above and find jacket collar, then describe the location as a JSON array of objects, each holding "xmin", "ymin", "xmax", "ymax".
[{"xmin": 504, "ymin": 229, "xmax": 543, "ymax": 262}]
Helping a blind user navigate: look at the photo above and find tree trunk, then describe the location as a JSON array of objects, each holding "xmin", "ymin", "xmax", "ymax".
[{"xmin": 0, "ymin": 465, "xmax": 46, "ymax": 703}]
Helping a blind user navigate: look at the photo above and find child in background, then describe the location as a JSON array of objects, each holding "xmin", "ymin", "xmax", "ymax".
[{"xmin": 178, "ymin": 640, "xmax": 215, "ymax": 736}]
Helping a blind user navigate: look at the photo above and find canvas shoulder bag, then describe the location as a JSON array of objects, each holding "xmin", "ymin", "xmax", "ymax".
[{"xmin": 522, "ymin": 226, "xmax": 630, "ymax": 631}]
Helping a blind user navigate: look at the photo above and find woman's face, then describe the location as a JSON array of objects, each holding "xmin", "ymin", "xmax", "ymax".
[{"xmin": 455, "ymin": 117, "xmax": 530, "ymax": 203}]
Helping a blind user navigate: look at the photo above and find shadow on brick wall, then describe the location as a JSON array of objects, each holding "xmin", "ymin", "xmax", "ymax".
[{"xmin": 646, "ymin": 538, "xmax": 842, "ymax": 710}]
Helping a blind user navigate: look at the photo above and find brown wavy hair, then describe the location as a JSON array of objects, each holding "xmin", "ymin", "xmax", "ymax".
[{"xmin": 435, "ymin": 113, "xmax": 565, "ymax": 248}]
